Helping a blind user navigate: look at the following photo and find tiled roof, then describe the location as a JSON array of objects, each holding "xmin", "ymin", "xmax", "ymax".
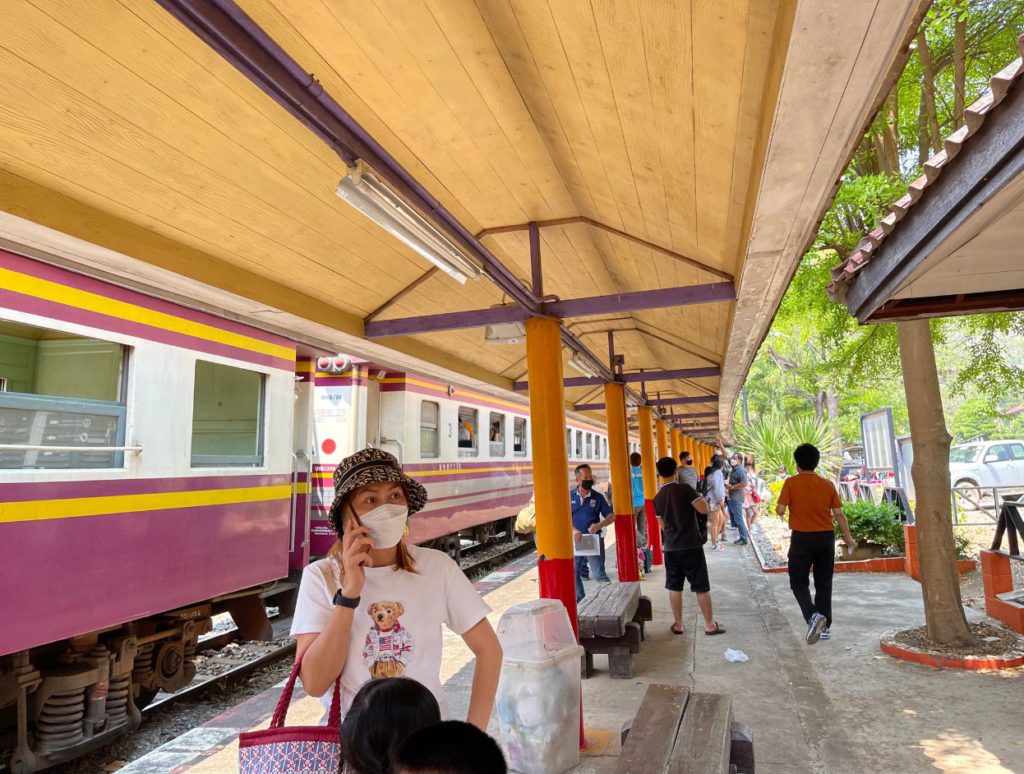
[{"xmin": 828, "ymin": 34, "xmax": 1024, "ymax": 301}]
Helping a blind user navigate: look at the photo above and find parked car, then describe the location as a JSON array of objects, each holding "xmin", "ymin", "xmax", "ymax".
[{"xmin": 949, "ymin": 440, "xmax": 1024, "ymax": 490}]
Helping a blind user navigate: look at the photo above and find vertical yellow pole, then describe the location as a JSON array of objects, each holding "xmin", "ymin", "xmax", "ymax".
[
  {"xmin": 524, "ymin": 317, "xmax": 577, "ymax": 631},
  {"xmin": 605, "ymin": 382, "xmax": 639, "ymax": 581},
  {"xmin": 670, "ymin": 426, "xmax": 681, "ymax": 462},
  {"xmin": 637, "ymin": 406, "xmax": 663, "ymax": 566},
  {"xmin": 656, "ymin": 419, "xmax": 669, "ymax": 462}
]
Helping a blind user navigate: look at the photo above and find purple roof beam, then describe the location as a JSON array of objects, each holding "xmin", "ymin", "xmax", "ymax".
[
  {"xmin": 364, "ymin": 283, "xmax": 735, "ymax": 338},
  {"xmin": 513, "ymin": 367, "xmax": 720, "ymax": 391},
  {"xmin": 576, "ymin": 395, "xmax": 718, "ymax": 412}
]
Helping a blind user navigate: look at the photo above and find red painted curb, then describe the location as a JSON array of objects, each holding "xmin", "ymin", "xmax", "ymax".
[{"xmin": 880, "ymin": 636, "xmax": 1024, "ymax": 670}]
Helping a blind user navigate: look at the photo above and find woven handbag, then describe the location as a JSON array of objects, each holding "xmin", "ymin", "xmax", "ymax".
[{"xmin": 238, "ymin": 660, "xmax": 342, "ymax": 774}]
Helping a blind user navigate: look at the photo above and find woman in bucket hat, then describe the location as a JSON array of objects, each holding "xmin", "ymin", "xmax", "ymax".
[{"xmin": 290, "ymin": 449, "xmax": 502, "ymax": 730}]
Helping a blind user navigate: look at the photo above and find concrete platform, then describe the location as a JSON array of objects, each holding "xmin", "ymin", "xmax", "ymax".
[{"xmin": 123, "ymin": 525, "xmax": 1024, "ymax": 773}]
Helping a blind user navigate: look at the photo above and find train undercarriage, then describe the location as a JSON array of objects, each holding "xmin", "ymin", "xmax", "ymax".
[{"xmin": 0, "ymin": 585, "xmax": 293, "ymax": 774}]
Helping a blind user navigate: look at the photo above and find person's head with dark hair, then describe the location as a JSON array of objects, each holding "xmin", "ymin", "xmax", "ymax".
[
  {"xmin": 574, "ymin": 463, "xmax": 591, "ymax": 477},
  {"xmin": 710, "ymin": 456, "xmax": 723, "ymax": 471},
  {"xmin": 340, "ymin": 678, "xmax": 441, "ymax": 774},
  {"xmin": 392, "ymin": 720, "xmax": 507, "ymax": 774},
  {"xmin": 574, "ymin": 464, "xmax": 594, "ymax": 492},
  {"xmin": 656, "ymin": 456, "xmax": 678, "ymax": 480},
  {"xmin": 793, "ymin": 443, "xmax": 821, "ymax": 472},
  {"xmin": 679, "ymin": 451, "xmax": 693, "ymax": 467},
  {"xmin": 629, "ymin": 451, "xmax": 642, "ymax": 467}
]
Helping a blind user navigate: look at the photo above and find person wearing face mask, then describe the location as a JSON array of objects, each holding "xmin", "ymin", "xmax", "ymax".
[
  {"xmin": 571, "ymin": 463, "xmax": 614, "ymax": 601},
  {"xmin": 290, "ymin": 449, "xmax": 502, "ymax": 730}
]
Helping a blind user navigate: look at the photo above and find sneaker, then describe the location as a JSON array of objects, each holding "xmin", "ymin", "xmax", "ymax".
[
  {"xmin": 733, "ymin": 538, "xmax": 748, "ymax": 546},
  {"xmin": 820, "ymin": 628, "xmax": 831, "ymax": 641},
  {"xmin": 806, "ymin": 612, "xmax": 827, "ymax": 644}
]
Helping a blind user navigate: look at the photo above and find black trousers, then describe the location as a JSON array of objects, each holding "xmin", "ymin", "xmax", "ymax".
[{"xmin": 788, "ymin": 530, "xmax": 835, "ymax": 626}]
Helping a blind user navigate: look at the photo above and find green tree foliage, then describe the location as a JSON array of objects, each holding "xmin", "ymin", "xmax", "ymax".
[
  {"xmin": 949, "ymin": 396, "xmax": 999, "ymax": 442},
  {"xmin": 739, "ymin": 0, "xmax": 1024, "ymax": 449}
]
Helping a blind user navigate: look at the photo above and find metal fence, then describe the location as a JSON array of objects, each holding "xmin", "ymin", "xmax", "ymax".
[{"xmin": 950, "ymin": 485, "xmax": 1024, "ymax": 526}]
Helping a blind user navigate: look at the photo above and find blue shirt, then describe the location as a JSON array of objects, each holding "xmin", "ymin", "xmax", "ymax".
[
  {"xmin": 630, "ymin": 466, "xmax": 645, "ymax": 508},
  {"xmin": 569, "ymin": 487, "xmax": 613, "ymax": 534}
]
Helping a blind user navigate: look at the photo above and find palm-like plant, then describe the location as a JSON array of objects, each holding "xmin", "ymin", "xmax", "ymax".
[{"xmin": 738, "ymin": 413, "xmax": 842, "ymax": 477}]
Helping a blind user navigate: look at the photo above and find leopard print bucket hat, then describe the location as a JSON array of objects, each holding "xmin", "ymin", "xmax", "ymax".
[{"xmin": 327, "ymin": 448, "xmax": 428, "ymax": 535}]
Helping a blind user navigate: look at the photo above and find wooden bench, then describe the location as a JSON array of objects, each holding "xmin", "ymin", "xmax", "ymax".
[
  {"xmin": 617, "ymin": 683, "xmax": 754, "ymax": 774},
  {"xmin": 577, "ymin": 582, "xmax": 653, "ymax": 679}
]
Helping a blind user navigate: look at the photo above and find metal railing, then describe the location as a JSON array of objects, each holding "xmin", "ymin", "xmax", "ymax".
[
  {"xmin": 951, "ymin": 485, "xmax": 1024, "ymax": 525},
  {"xmin": 0, "ymin": 443, "xmax": 143, "ymax": 453}
]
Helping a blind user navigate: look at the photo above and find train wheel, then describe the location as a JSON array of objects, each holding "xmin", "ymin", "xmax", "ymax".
[{"xmin": 133, "ymin": 686, "xmax": 159, "ymax": 710}]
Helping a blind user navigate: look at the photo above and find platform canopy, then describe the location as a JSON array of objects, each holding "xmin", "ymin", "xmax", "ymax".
[
  {"xmin": 830, "ymin": 39, "xmax": 1024, "ymax": 324},
  {"xmin": 0, "ymin": 0, "xmax": 927, "ymax": 432}
]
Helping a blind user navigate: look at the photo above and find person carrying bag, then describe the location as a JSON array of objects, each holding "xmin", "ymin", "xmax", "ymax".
[{"xmin": 238, "ymin": 660, "xmax": 341, "ymax": 773}]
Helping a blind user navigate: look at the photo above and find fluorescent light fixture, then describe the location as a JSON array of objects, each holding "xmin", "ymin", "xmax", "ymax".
[
  {"xmin": 484, "ymin": 320, "xmax": 526, "ymax": 345},
  {"xmin": 336, "ymin": 161, "xmax": 482, "ymax": 285},
  {"xmin": 567, "ymin": 355, "xmax": 600, "ymax": 379}
]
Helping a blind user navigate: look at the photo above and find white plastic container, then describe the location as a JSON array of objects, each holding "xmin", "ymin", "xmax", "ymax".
[{"xmin": 495, "ymin": 600, "xmax": 583, "ymax": 774}]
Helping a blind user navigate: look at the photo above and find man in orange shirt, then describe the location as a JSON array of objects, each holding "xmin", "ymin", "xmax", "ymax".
[{"xmin": 775, "ymin": 444, "xmax": 856, "ymax": 644}]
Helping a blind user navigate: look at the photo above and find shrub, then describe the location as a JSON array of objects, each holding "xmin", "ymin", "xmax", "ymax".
[
  {"xmin": 762, "ymin": 479, "xmax": 785, "ymax": 518},
  {"xmin": 952, "ymin": 529, "xmax": 971, "ymax": 560},
  {"xmin": 840, "ymin": 500, "xmax": 904, "ymax": 552}
]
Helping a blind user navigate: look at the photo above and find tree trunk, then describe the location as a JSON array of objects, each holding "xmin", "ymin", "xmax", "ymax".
[
  {"xmin": 917, "ymin": 90, "xmax": 931, "ymax": 167},
  {"xmin": 881, "ymin": 88, "xmax": 900, "ymax": 175},
  {"xmin": 825, "ymin": 392, "xmax": 842, "ymax": 477},
  {"xmin": 953, "ymin": 8, "xmax": 967, "ymax": 126},
  {"xmin": 917, "ymin": 30, "xmax": 942, "ymax": 156},
  {"xmin": 897, "ymin": 319, "xmax": 977, "ymax": 647}
]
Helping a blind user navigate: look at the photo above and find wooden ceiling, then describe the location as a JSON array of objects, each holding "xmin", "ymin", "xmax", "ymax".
[{"xmin": 0, "ymin": 0, "xmax": 923, "ymax": 429}]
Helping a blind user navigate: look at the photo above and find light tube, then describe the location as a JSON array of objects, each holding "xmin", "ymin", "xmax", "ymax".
[{"xmin": 336, "ymin": 161, "xmax": 481, "ymax": 285}]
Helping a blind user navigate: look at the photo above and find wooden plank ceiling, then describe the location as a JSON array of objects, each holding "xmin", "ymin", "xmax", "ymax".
[{"xmin": 0, "ymin": 0, "xmax": 791, "ymax": 426}]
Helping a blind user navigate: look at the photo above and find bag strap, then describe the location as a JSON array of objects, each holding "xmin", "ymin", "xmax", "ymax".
[{"xmin": 271, "ymin": 659, "xmax": 343, "ymax": 729}]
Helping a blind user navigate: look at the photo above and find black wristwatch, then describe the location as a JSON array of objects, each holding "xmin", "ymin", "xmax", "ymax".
[{"xmin": 333, "ymin": 590, "xmax": 361, "ymax": 609}]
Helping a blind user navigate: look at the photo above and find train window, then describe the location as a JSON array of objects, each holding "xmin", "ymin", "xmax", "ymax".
[
  {"xmin": 457, "ymin": 406, "xmax": 478, "ymax": 456},
  {"xmin": 514, "ymin": 417, "xmax": 527, "ymax": 456},
  {"xmin": 602, "ymin": 437, "xmax": 608, "ymax": 460},
  {"xmin": 575, "ymin": 430, "xmax": 582, "ymax": 460},
  {"xmin": 566, "ymin": 428, "xmax": 572, "ymax": 458},
  {"xmin": 191, "ymin": 361, "xmax": 264, "ymax": 467},
  {"xmin": 0, "ymin": 320, "xmax": 127, "ymax": 469},
  {"xmin": 489, "ymin": 412, "xmax": 506, "ymax": 457},
  {"xmin": 585, "ymin": 433, "xmax": 593, "ymax": 460},
  {"xmin": 420, "ymin": 401, "xmax": 439, "ymax": 459}
]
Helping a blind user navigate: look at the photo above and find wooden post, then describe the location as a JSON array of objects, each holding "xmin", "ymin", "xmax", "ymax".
[
  {"xmin": 606, "ymin": 382, "xmax": 640, "ymax": 582},
  {"xmin": 638, "ymin": 406, "xmax": 664, "ymax": 566},
  {"xmin": 897, "ymin": 319, "xmax": 976, "ymax": 646}
]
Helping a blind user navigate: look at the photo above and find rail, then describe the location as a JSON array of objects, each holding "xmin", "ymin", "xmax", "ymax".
[{"xmin": 0, "ymin": 443, "xmax": 144, "ymax": 453}]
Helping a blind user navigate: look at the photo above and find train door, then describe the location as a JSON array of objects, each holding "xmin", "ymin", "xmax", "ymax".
[
  {"xmin": 289, "ymin": 371, "xmax": 313, "ymax": 570},
  {"xmin": 364, "ymin": 374, "xmax": 381, "ymax": 449}
]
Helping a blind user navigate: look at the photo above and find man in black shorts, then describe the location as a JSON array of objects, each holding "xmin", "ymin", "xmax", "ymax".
[{"xmin": 654, "ymin": 457, "xmax": 726, "ymax": 636}]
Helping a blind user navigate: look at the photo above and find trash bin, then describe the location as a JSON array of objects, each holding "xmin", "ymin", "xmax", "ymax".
[{"xmin": 494, "ymin": 599, "xmax": 583, "ymax": 774}]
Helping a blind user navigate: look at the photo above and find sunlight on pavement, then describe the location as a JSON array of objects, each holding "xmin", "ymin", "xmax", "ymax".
[{"xmin": 918, "ymin": 730, "xmax": 1015, "ymax": 773}]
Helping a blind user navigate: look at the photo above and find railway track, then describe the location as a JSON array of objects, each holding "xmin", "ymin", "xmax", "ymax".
[{"xmin": 460, "ymin": 536, "xmax": 535, "ymax": 579}]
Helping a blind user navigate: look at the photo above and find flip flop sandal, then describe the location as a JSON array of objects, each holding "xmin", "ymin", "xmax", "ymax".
[
  {"xmin": 670, "ymin": 624, "xmax": 684, "ymax": 635},
  {"xmin": 704, "ymin": 622, "xmax": 727, "ymax": 635}
]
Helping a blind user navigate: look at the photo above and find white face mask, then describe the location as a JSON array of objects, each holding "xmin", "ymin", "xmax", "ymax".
[{"xmin": 359, "ymin": 503, "xmax": 409, "ymax": 548}]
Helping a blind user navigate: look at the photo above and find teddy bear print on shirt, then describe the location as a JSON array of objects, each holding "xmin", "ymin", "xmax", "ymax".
[{"xmin": 362, "ymin": 601, "xmax": 414, "ymax": 678}]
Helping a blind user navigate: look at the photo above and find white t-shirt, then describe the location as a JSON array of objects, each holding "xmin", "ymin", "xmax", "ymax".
[{"xmin": 290, "ymin": 545, "xmax": 490, "ymax": 719}]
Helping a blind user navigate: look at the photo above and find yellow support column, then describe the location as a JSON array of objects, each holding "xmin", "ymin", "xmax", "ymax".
[
  {"xmin": 605, "ymin": 382, "xmax": 640, "ymax": 582},
  {"xmin": 656, "ymin": 419, "xmax": 669, "ymax": 462},
  {"xmin": 637, "ymin": 406, "xmax": 664, "ymax": 566},
  {"xmin": 670, "ymin": 426, "xmax": 681, "ymax": 462},
  {"xmin": 524, "ymin": 317, "xmax": 578, "ymax": 632}
]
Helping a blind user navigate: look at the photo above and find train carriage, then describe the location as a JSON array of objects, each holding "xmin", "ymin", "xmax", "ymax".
[{"xmin": 0, "ymin": 247, "xmax": 629, "ymax": 771}]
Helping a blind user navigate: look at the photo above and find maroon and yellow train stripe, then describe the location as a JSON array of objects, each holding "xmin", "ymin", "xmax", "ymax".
[
  {"xmin": 0, "ymin": 475, "xmax": 291, "ymax": 524},
  {"xmin": 0, "ymin": 250, "xmax": 294, "ymax": 370}
]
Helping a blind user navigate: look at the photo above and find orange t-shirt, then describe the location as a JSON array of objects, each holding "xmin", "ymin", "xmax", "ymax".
[{"xmin": 777, "ymin": 472, "xmax": 841, "ymax": 532}]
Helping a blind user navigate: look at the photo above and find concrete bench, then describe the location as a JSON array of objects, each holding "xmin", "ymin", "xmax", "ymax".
[
  {"xmin": 618, "ymin": 683, "xmax": 755, "ymax": 774},
  {"xmin": 577, "ymin": 581, "xmax": 652, "ymax": 679}
]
